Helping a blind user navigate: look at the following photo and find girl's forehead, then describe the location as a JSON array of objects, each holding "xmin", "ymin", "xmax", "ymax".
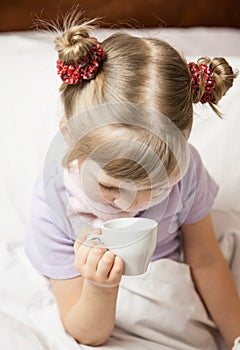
[
  {"xmin": 80, "ymin": 159, "xmax": 143, "ymax": 190},
  {"xmin": 79, "ymin": 158, "xmax": 181, "ymax": 191}
]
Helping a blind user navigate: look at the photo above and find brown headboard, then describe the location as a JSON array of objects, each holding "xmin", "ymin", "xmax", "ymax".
[{"xmin": 1, "ymin": 0, "xmax": 240, "ymax": 32}]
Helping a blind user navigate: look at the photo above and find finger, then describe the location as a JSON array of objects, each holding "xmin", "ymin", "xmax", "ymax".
[
  {"xmin": 74, "ymin": 240, "xmax": 81, "ymax": 255},
  {"xmin": 75, "ymin": 240, "xmax": 97, "ymax": 267},
  {"xmin": 74, "ymin": 230, "xmax": 90, "ymax": 249},
  {"xmin": 108, "ymin": 256, "xmax": 124, "ymax": 283},
  {"xmin": 75, "ymin": 226, "xmax": 101, "ymax": 242},
  {"xmin": 97, "ymin": 250, "xmax": 115, "ymax": 278},
  {"xmin": 85, "ymin": 245, "xmax": 107, "ymax": 271},
  {"xmin": 81, "ymin": 227, "xmax": 101, "ymax": 238},
  {"xmin": 74, "ymin": 238, "xmax": 95, "ymax": 255},
  {"xmin": 87, "ymin": 228, "xmax": 102, "ymax": 235}
]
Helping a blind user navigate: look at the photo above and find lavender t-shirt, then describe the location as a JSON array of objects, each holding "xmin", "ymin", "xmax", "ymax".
[{"xmin": 24, "ymin": 144, "xmax": 219, "ymax": 279}]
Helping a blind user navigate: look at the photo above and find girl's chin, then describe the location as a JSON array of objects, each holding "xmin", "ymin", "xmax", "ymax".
[{"xmin": 108, "ymin": 203, "xmax": 133, "ymax": 212}]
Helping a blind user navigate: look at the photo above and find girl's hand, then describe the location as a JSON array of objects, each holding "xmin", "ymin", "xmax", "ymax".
[{"xmin": 74, "ymin": 239, "xmax": 124, "ymax": 288}]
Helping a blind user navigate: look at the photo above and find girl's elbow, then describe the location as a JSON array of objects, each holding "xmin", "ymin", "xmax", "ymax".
[
  {"xmin": 74, "ymin": 333, "xmax": 110, "ymax": 347},
  {"xmin": 63, "ymin": 322, "xmax": 111, "ymax": 346}
]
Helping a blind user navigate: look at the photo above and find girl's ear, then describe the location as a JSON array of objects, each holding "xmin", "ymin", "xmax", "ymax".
[
  {"xmin": 59, "ymin": 115, "xmax": 68, "ymax": 130},
  {"xmin": 183, "ymin": 126, "xmax": 191, "ymax": 140},
  {"xmin": 59, "ymin": 115, "xmax": 73, "ymax": 145}
]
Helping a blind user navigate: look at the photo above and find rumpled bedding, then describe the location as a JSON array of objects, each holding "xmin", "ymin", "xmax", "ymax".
[
  {"xmin": 1, "ymin": 229, "xmax": 240, "ymax": 350},
  {"xmin": 1, "ymin": 28, "xmax": 240, "ymax": 350}
]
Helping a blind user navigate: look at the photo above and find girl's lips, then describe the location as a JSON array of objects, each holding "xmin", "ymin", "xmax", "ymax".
[{"xmin": 109, "ymin": 203, "xmax": 122, "ymax": 210}]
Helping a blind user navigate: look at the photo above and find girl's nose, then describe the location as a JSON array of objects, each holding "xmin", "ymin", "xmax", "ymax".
[
  {"xmin": 100, "ymin": 189, "xmax": 121, "ymax": 203},
  {"xmin": 113, "ymin": 191, "xmax": 137, "ymax": 211},
  {"xmin": 112, "ymin": 193, "xmax": 121, "ymax": 203}
]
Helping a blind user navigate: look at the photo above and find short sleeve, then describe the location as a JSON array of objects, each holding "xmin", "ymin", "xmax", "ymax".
[
  {"xmin": 24, "ymin": 168, "xmax": 80, "ymax": 279},
  {"xmin": 178, "ymin": 144, "xmax": 219, "ymax": 225}
]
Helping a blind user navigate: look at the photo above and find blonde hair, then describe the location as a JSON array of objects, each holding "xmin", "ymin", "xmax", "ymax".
[
  {"xmin": 54, "ymin": 17, "xmax": 237, "ymax": 187},
  {"xmin": 192, "ymin": 57, "xmax": 237, "ymax": 116}
]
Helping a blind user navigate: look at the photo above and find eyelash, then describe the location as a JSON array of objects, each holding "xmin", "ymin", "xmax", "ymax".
[{"xmin": 99, "ymin": 183, "xmax": 116, "ymax": 192}]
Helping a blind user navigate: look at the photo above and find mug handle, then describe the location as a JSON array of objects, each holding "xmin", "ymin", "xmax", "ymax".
[{"xmin": 85, "ymin": 233, "xmax": 103, "ymax": 244}]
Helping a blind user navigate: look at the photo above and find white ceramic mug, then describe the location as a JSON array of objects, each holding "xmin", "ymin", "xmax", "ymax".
[{"xmin": 85, "ymin": 217, "xmax": 158, "ymax": 276}]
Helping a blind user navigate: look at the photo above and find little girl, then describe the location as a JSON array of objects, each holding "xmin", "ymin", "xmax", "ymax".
[{"xmin": 24, "ymin": 18, "xmax": 240, "ymax": 349}]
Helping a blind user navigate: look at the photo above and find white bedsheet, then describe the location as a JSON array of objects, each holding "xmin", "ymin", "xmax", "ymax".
[
  {"xmin": 1, "ymin": 27, "xmax": 240, "ymax": 349},
  {"xmin": 1, "ymin": 228, "xmax": 240, "ymax": 350}
]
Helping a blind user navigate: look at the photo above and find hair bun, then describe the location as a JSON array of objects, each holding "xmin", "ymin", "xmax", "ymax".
[
  {"xmin": 191, "ymin": 56, "xmax": 237, "ymax": 116},
  {"xmin": 55, "ymin": 21, "xmax": 96, "ymax": 63}
]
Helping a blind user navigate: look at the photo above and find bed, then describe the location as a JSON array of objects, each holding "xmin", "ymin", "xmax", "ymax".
[{"xmin": 1, "ymin": 4, "xmax": 240, "ymax": 349}]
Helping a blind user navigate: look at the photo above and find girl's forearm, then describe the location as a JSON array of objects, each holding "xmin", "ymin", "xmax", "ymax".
[
  {"xmin": 190, "ymin": 254, "xmax": 240, "ymax": 349},
  {"xmin": 63, "ymin": 280, "xmax": 119, "ymax": 346}
]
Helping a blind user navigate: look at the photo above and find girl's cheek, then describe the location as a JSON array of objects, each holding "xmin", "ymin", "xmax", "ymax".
[
  {"xmin": 83, "ymin": 181, "xmax": 108, "ymax": 203},
  {"xmin": 85, "ymin": 186, "xmax": 102, "ymax": 201}
]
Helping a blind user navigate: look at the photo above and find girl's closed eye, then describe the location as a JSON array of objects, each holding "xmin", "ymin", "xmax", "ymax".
[{"xmin": 99, "ymin": 183, "xmax": 118, "ymax": 192}]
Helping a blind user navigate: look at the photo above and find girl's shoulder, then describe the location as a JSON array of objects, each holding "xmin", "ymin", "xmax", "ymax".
[
  {"xmin": 180, "ymin": 143, "xmax": 211, "ymax": 189},
  {"xmin": 177, "ymin": 143, "xmax": 219, "ymax": 225},
  {"xmin": 31, "ymin": 160, "xmax": 74, "ymax": 236}
]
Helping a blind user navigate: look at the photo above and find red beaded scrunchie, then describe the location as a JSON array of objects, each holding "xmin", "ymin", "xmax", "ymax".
[
  {"xmin": 56, "ymin": 37, "xmax": 105, "ymax": 85},
  {"xmin": 188, "ymin": 62, "xmax": 215, "ymax": 104}
]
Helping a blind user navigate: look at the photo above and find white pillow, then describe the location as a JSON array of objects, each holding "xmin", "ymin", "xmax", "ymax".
[
  {"xmin": 0, "ymin": 30, "xmax": 239, "ymax": 241},
  {"xmin": 0, "ymin": 32, "xmax": 59, "ymax": 241},
  {"xmin": 188, "ymin": 56, "xmax": 240, "ymax": 236}
]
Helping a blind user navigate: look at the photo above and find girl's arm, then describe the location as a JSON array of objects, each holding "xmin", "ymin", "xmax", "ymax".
[
  {"xmin": 181, "ymin": 212, "xmax": 240, "ymax": 349},
  {"xmin": 50, "ymin": 242, "xmax": 124, "ymax": 346}
]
